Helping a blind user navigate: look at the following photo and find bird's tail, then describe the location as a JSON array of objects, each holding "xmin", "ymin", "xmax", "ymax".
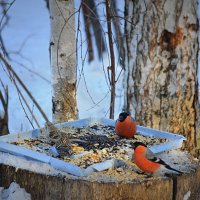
[
  {"xmin": 157, "ymin": 159, "xmax": 183, "ymax": 174},
  {"xmin": 165, "ymin": 164, "xmax": 183, "ymax": 174}
]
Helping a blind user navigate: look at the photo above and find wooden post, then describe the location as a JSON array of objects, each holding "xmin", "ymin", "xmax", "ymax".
[{"xmin": 1, "ymin": 164, "xmax": 200, "ymax": 200}]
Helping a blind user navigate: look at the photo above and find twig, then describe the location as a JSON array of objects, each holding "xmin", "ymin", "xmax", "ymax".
[
  {"xmin": 0, "ymin": 0, "xmax": 15, "ymax": 29},
  {"xmin": 0, "ymin": 0, "xmax": 16, "ymax": 58},
  {"xmin": 11, "ymin": 59, "xmax": 50, "ymax": 84},
  {"xmin": 86, "ymin": 91, "xmax": 110, "ymax": 111},
  {"xmin": 0, "ymin": 52, "xmax": 49, "ymax": 123},
  {"xmin": 16, "ymin": 87, "xmax": 35, "ymax": 129},
  {"xmin": 14, "ymin": 80, "xmax": 41, "ymax": 128}
]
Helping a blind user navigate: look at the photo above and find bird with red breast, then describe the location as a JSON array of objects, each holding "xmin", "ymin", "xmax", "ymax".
[
  {"xmin": 132, "ymin": 142, "xmax": 182, "ymax": 174},
  {"xmin": 115, "ymin": 112, "xmax": 137, "ymax": 139}
]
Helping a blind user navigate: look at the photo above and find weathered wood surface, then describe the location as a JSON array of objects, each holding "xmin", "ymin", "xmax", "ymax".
[{"xmin": 1, "ymin": 164, "xmax": 200, "ymax": 200}]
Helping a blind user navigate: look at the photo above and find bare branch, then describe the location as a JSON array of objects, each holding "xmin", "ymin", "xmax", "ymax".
[
  {"xmin": 0, "ymin": 0, "xmax": 16, "ymax": 58},
  {"xmin": 16, "ymin": 87, "xmax": 35, "ymax": 129},
  {"xmin": 0, "ymin": 52, "xmax": 50, "ymax": 123},
  {"xmin": 13, "ymin": 79, "xmax": 41, "ymax": 128}
]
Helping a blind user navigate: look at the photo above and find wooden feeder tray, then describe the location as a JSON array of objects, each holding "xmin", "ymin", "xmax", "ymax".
[{"xmin": 0, "ymin": 118, "xmax": 199, "ymax": 199}]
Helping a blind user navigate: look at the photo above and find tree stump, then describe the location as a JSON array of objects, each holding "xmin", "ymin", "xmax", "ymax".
[{"xmin": 1, "ymin": 164, "xmax": 200, "ymax": 200}]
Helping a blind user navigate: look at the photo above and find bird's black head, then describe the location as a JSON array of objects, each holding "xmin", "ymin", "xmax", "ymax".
[
  {"xmin": 132, "ymin": 142, "xmax": 147, "ymax": 150},
  {"xmin": 118, "ymin": 112, "xmax": 129, "ymax": 122}
]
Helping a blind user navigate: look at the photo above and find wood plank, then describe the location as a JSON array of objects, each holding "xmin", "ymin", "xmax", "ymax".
[
  {"xmin": 1, "ymin": 163, "xmax": 200, "ymax": 199},
  {"xmin": 0, "ymin": 164, "xmax": 173, "ymax": 200},
  {"xmin": 174, "ymin": 167, "xmax": 200, "ymax": 199}
]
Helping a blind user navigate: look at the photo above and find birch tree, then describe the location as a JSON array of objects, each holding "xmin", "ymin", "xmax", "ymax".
[
  {"xmin": 49, "ymin": 0, "xmax": 77, "ymax": 123},
  {"xmin": 124, "ymin": 0, "xmax": 200, "ymax": 153}
]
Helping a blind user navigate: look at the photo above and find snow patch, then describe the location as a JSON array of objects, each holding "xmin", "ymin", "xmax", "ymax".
[
  {"xmin": 0, "ymin": 182, "xmax": 31, "ymax": 200},
  {"xmin": 183, "ymin": 191, "xmax": 191, "ymax": 200},
  {"xmin": 0, "ymin": 151, "xmax": 71, "ymax": 177}
]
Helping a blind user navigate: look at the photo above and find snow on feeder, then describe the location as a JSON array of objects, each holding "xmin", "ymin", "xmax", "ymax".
[{"xmin": 0, "ymin": 118, "xmax": 188, "ymax": 177}]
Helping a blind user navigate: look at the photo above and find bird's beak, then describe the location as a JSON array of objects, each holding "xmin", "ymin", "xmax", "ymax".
[{"xmin": 132, "ymin": 143, "xmax": 136, "ymax": 149}]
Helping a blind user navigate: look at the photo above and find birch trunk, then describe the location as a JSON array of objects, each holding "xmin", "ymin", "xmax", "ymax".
[
  {"xmin": 124, "ymin": 0, "xmax": 200, "ymax": 153},
  {"xmin": 49, "ymin": 0, "xmax": 77, "ymax": 123}
]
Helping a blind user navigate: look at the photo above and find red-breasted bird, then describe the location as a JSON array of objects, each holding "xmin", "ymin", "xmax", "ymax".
[
  {"xmin": 115, "ymin": 112, "xmax": 137, "ymax": 138},
  {"xmin": 132, "ymin": 142, "xmax": 182, "ymax": 174}
]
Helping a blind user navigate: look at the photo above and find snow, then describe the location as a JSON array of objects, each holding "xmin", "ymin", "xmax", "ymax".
[
  {"xmin": 0, "ymin": 118, "xmax": 186, "ymax": 176},
  {"xmin": 0, "ymin": 151, "xmax": 71, "ymax": 177},
  {"xmin": 0, "ymin": 0, "xmax": 126, "ymax": 134},
  {"xmin": 0, "ymin": 145, "xmax": 196, "ymax": 179},
  {"xmin": 0, "ymin": 0, "xmax": 51, "ymax": 133},
  {"xmin": 0, "ymin": 0, "xmax": 199, "ymax": 197},
  {"xmin": 0, "ymin": 0, "xmax": 199, "ymax": 134},
  {"xmin": 0, "ymin": 182, "xmax": 31, "ymax": 200},
  {"xmin": 0, "ymin": 150, "xmax": 116, "ymax": 177},
  {"xmin": 183, "ymin": 191, "xmax": 191, "ymax": 200}
]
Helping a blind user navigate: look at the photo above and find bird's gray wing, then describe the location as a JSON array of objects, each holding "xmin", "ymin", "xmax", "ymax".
[
  {"xmin": 145, "ymin": 148, "xmax": 156, "ymax": 160},
  {"xmin": 145, "ymin": 149, "xmax": 164, "ymax": 164}
]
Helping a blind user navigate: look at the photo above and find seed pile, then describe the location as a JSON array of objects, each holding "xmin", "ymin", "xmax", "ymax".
[{"xmin": 12, "ymin": 124, "xmax": 167, "ymax": 169}]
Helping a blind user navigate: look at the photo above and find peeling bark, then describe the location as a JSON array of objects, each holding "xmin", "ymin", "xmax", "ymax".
[
  {"xmin": 124, "ymin": 0, "xmax": 200, "ymax": 153},
  {"xmin": 49, "ymin": 0, "xmax": 77, "ymax": 123}
]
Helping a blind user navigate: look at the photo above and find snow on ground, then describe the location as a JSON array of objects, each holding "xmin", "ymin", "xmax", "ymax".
[
  {"xmin": 0, "ymin": 182, "xmax": 31, "ymax": 200},
  {"xmin": 0, "ymin": 0, "xmax": 199, "ymax": 134},
  {"xmin": 157, "ymin": 149, "xmax": 198, "ymax": 173},
  {"xmin": 0, "ymin": 0, "xmax": 51, "ymax": 133},
  {"xmin": 0, "ymin": 0, "xmax": 199, "ymax": 198},
  {"xmin": 0, "ymin": 0, "xmax": 124, "ymax": 134}
]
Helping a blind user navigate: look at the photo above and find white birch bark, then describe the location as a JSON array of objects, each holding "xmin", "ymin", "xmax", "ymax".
[
  {"xmin": 124, "ymin": 0, "xmax": 200, "ymax": 152},
  {"xmin": 49, "ymin": 0, "xmax": 77, "ymax": 123}
]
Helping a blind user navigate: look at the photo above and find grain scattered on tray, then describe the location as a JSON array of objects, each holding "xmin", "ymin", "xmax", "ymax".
[{"xmin": 11, "ymin": 124, "xmax": 169, "ymax": 172}]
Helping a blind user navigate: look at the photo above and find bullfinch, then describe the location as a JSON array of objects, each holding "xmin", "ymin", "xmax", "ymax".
[
  {"xmin": 115, "ymin": 112, "xmax": 137, "ymax": 138},
  {"xmin": 132, "ymin": 142, "xmax": 182, "ymax": 174}
]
